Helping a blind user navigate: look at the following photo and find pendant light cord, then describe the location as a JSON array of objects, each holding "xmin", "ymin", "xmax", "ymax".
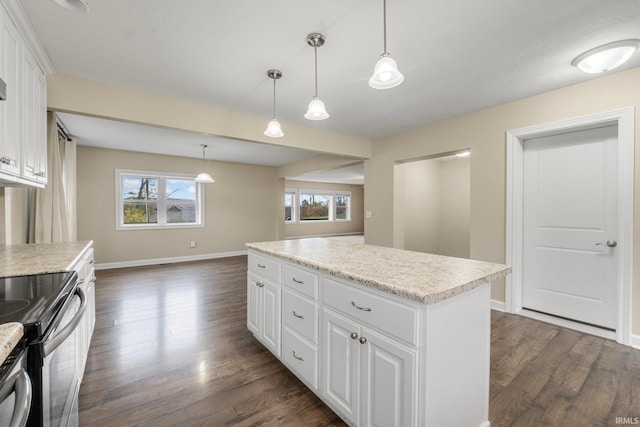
[
  {"xmin": 314, "ymin": 45, "xmax": 319, "ymax": 97},
  {"xmin": 272, "ymin": 78, "xmax": 277, "ymax": 119},
  {"xmin": 383, "ymin": 0, "xmax": 388, "ymax": 54}
]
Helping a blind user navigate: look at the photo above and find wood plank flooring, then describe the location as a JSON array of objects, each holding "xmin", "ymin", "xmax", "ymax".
[{"xmin": 79, "ymin": 257, "xmax": 640, "ymax": 427}]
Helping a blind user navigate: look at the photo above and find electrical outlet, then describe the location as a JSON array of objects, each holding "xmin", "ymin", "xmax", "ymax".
[
  {"xmin": 190, "ymin": 241, "xmax": 197, "ymax": 248},
  {"xmin": 365, "ymin": 210, "xmax": 372, "ymax": 219}
]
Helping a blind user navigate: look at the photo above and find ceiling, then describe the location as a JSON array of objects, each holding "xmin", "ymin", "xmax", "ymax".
[{"xmin": 20, "ymin": 0, "xmax": 640, "ymax": 182}]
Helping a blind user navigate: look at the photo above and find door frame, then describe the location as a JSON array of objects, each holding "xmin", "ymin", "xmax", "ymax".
[{"xmin": 505, "ymin": 107, "xmax": 634, "ymax": 346}]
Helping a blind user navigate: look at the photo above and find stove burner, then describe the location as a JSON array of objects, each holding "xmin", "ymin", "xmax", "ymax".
[{"xmin": 0, "ymin": 299, "xmax": 31, "ymax": 318}]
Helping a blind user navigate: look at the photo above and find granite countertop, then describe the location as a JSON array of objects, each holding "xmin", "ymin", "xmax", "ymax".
[
  {"xmin": 247, "ymin": 238, "xmax": 511, "ymax": 305},
  {"xmin": 0, "ymin": 241, "xmax": 93, "ymax": 277},
  {"xmin": 0, "ymin": 323, "xmax": 24, "ymax": 365}
]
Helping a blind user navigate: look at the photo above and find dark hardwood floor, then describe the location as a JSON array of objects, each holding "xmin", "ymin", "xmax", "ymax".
[{"xmin": 79, "ymin": 257, "xmax": 640, "ymax": 427}]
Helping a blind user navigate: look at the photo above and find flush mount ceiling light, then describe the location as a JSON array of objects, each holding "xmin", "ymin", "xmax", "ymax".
[
  {"xmin": 195, "ymin": 144, "xmax": 215, "ymax": 183},
  {"xmin": 369, "ymin": 0, "xmax": 404, "ymax": 89},
  {"xmin": 264, "ymin": 69, "xmax": 284, "ymax": 138},
  {"xmin": 304, "ymin": 33, "xmax": 330, "ymax": 121},
  {"xmin": 571, "ymin": 39, "xmax": 640, "ymax": 74},
  {"xmin": 51, "ymin": 0, "xmax": 90, "ymax": 13}
]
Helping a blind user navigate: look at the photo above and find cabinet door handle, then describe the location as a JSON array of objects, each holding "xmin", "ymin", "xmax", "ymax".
[
  {"xmin": 350, "ymin": 332, "xmax": 359, "ymax": 340},
  {"xmin": 256, "ymin": 281, "xmax": 263, "ymax": 288},
  {"xmin": 292, "ymin": 277, "xmax": 304, "ymax": 284},
  {"xmin": 351, "ymin": 301, "xmax": 372, "ymax": 312},
  {"xmin": 0, "ymin": 157, "xmax": 11, "ymax": 165},
  {"xmin": 292, "ymin": 350, "xmax": 304, "ymax": 361},
  {"xmin": 359, "ymin": 336, "xmax": 368, "ymax": 344},
  {"xmin": 257, "ymin": 264, "xmax": 266, "ymax": 269},
  {"xmin": 292, "ymin": 311, "xmax": 304, "ymax": 319},
  {"xmin": 35, "ymin": 171, "xmax": 46, "ymax": 177}
]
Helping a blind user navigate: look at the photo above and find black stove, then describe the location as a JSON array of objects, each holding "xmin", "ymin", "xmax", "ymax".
[{"xmin": 0, "ymin": 271, "xmax": 78, "ymax": 341}]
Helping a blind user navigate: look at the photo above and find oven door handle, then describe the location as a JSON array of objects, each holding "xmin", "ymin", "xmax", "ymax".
[
  {"xmin": 0, "ymin": 369, "xmax": 32, "ymax": 427},
  {"xmin": 42, "ymin": 287, "xmax": 87, "ymax": 358}
]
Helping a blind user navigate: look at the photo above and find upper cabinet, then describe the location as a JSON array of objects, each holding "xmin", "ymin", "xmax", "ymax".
[{"xmin": 0, "ymin": 2, "xmax": 48, "ymax": 188}]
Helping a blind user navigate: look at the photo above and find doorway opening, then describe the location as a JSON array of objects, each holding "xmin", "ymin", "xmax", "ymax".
[
  {"xmin": 393, "ymin": 150, "xmax": 471, "ymax": 258},
  {"xmin": 505, "ymin": 107, "xmax": 634, "ymax": 346}
]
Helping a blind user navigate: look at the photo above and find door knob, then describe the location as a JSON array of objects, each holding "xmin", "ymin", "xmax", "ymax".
[{"xmin": 596, "ymin": 240, "xmax": 617, "ymax": 248}]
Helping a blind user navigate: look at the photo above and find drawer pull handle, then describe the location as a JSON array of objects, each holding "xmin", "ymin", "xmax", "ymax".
[
  {"xmin": 292, "ymin": 311, "xmax": 305, "ymax": 319},
  {"xmin": 257, "ymin": 264, "xmax": 266, "ymax": 269},
  {"xmin": 292, "ymin": 350, "xmax": 304, "ymax": 361},
  {"xmin": 292, "ymin": 277, "xmax": 304, "ymax": 284},
  {"xmin": 350, "ymin": 332, "xmax": 359, "ymax": 340},
  {"xmin": 351, "ymin": 301, "xmax": 372, "ymax": 312},
  {"xmin": 256, "ymin": 281, "xmax": 264, "ymax": 288}
]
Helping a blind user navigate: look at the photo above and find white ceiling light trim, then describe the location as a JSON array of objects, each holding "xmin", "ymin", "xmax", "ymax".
[
  {"xmin": 304, "ymin": 33, "xmax": 330, "ymax": 120},
  {"xmin": 369, "ymin": 0, "xmax": 404, "ymax": 89},
  {"xmin": 571, "ymin": 39, "xmax": 640, "ymax": 74},
  {"xmin": 51, "ymin": 0, "xmax": 89, "ymax": 13},
  {"xmin": 264, "ymin": 69, "xmax": 284, "ymax": 138},
  {"xmin": 195, "ymin": 144, "xmax": 215, "ymax": 183}
]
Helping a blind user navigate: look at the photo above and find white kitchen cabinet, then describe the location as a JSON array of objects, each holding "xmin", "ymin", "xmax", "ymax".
[
  {"xmin": 0, "ymin": 6, "xmax": 22, "ymax": 179},
  {"xmin": 247, "ymin": 273, "xmax": 281, "ymax": 357},
  {"xmin": 0, "ymin": 2, "xmax": 47, "ymax": 188},
  {"xmin": 247, "ymin": 246, "xmax": 497, "ymax": 427},
  {"xmin": 69, "ymin": 243, "xmax": 96, "ymax": 377},
  {"xmin": 323, "ymin": 305, "xmax": 417, "ymax": 426}
]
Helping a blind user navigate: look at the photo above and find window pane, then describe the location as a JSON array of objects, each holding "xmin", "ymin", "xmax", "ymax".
[
  {"xmin": 300, "ymin": 193, "xmax": 330, "ymax": 221},
  {"xmin": 336, "ymin": 193, "xmax": 350, "ymax": 220},
  {"xmin": 166, "ymin": 179, "xmax": 197, "ymax": 223},
  {"xmin": 122, "ymin": 177, "xmax": 157, "ymax": 201},
  {"xmin": 336, "ymin": 207, "xmax": 348, "ymax": 220},
  {"xmin": 123, "ymin": 201, "xmax": 158, "ymax": 224}
]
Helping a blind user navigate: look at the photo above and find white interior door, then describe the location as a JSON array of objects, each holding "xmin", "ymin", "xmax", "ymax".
[{"xmin": 522, "ymin": 125, "xmax": 618, "ymax": 330}]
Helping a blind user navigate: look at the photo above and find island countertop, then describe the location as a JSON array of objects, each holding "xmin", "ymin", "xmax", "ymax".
[
  {"xmin": 246, "ymin": 238, "xmax": 511, "ymax": 304},
  {"xmin": 0, "ymin": 241, "xmax": 93, "ymax": 278}
]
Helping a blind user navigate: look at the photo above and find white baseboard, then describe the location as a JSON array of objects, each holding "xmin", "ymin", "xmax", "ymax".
[
  {"xmin": 95, "ymin": 250, "xmax": 248, "ymax": 270},
  {"xmin": 632, "ymin": 334, "xmax": 640, "ymax": 350},
  {"xmin": 490, "ymin": 299, "xmax": 505, "ymax": 312}
]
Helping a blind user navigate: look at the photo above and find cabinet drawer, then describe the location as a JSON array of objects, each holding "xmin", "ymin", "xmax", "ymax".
[
  {"xmin": 283, "ymin": 264, "xmax": 318, "ymax": 300},
  {"xmin": 283, "ymin": 288, "xmax": 318, "ymax": 344},
  {"xmin": 323, "ymin": 278, "xmax": 419, "ymax": 346},
  {"xmin": 283, "ymin": 327, "xmax": 318, "ymax": 390},
  {"xmin": 248, "ymin": 252, "xmax": 281, "ymax": 282}
]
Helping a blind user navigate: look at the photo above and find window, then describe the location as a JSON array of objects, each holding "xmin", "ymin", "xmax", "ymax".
[
  {"xmin": 299, "ymin": 191, "xmax": 333, "ymax": 221},
  {"xmin": 335, "ymin": 192, "xmax": 351, "ymax": 221},
  {"xmin": 285, "ymin": 189, "xmax": 296, "ymax": 223},
  {"xmin": 116, "ymin": 169, "xmax": 204, "ymax": 230}
]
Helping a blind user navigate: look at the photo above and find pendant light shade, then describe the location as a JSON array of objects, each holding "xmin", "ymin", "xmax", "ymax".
[
  {"xmin": 369, "ymin": 0, "xmax": 404, "ymax": 89},
  {"xmin": 571, "ymin": 39, "xmax": 640, "ymax": 74},
  {"xmin": 304, "ymin": 33, "xmax": 329, "ymax": 120},
  {"xmin": 51, "ymin": 0, "xmax": 90, "ymax": 12},
  {"xmin": 264, "ymin": 69, "xmax": 284, "ymax": 137},
  {"xmin": 195, "ymin": 144, "xmax": 215, "ymax": 183}
]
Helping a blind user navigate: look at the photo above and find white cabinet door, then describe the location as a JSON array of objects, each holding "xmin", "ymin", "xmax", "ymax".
[
  {"xmin": 21, "ymin": 48, "xmax": 38, "ymax": 181},
  {"xmin": 247, "ymin": 273, "xmax": 281, "ymax": 357},
  {"xmin": 247, "ymin": 273, "xmax": 261, "ymax": 337},
  {"xmin": 261, "ymin": 279, "xmax": 281, "ymax": 357},
  {"xmin": 361, "ymin": 327, "xmax": 417, "ymax": 427},
  {"xmin": 0, "ymin": 11, "xmax": 22, "ymax": 177},
  {"xmin": 323, "ymin": 308, "xmax": 360, "ymax": 425}
]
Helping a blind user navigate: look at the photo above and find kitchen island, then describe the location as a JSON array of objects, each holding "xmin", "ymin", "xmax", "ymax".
[{"xmin": 246, "ymin": 238, "xmax": 510, "ymax": 427}]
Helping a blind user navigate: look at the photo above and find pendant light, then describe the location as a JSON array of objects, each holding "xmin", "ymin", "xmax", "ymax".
[
  {"xmin": 195, "ymin": 144, "xmax": 215, "ymax": 183},
  {"xmin": 264, "ymin": 69, "xmax": 284, "ymax": 137},
  {"xmin": 51, "ymin": 0, "xmax": 90, "ymax": 12},
  {"xmin": 369, "ymin": 0, "xmax": 404, "ymax": 89},
  {"xmin": 304, "ymin": 33, "xmax": 330, "ymax": 120},
  {"xmin": 571, "ymin": 39, "xmax": 640, "ymax": 74}
]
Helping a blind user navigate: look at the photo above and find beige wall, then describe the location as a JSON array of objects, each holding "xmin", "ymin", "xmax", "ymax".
[
  {"xmin": 395, "ymin": 157, "xmax": 470, "ymax": 258},
  {"xmin": 364, "ymin": 66, "xmax": 640, "ymax": 335},
  {"xmin": 77, "ymin": 146, "xmax": 280, "ymax": 264},
  {"xmin": 284, "ymin": 180, "xmax": 364, "ymax": 238}
]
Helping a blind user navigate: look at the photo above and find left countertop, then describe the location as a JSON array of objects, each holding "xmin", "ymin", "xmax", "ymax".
[
  {"xmin": 0, "ymin": 241, "xmax": 93, "ymax": 277},
  {"xmin": 0, "ymin": 322, "xmax": 24, "ymax": 365}
]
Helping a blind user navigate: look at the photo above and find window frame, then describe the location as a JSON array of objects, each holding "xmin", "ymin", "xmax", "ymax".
[
  {"xmin": 115, "ymin": 169, "xmax": 205, "ymax": 231},
  {"xmin": 285, "ymin": 188, "xmax": 297, "ymax": 223},
  {"xmin": 334, "ymin": 191, "xmax": 352, "ymax": 222},
  {"xmin": 298, "ymin": 189, "xmax": 334, "ymax": 222}
]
